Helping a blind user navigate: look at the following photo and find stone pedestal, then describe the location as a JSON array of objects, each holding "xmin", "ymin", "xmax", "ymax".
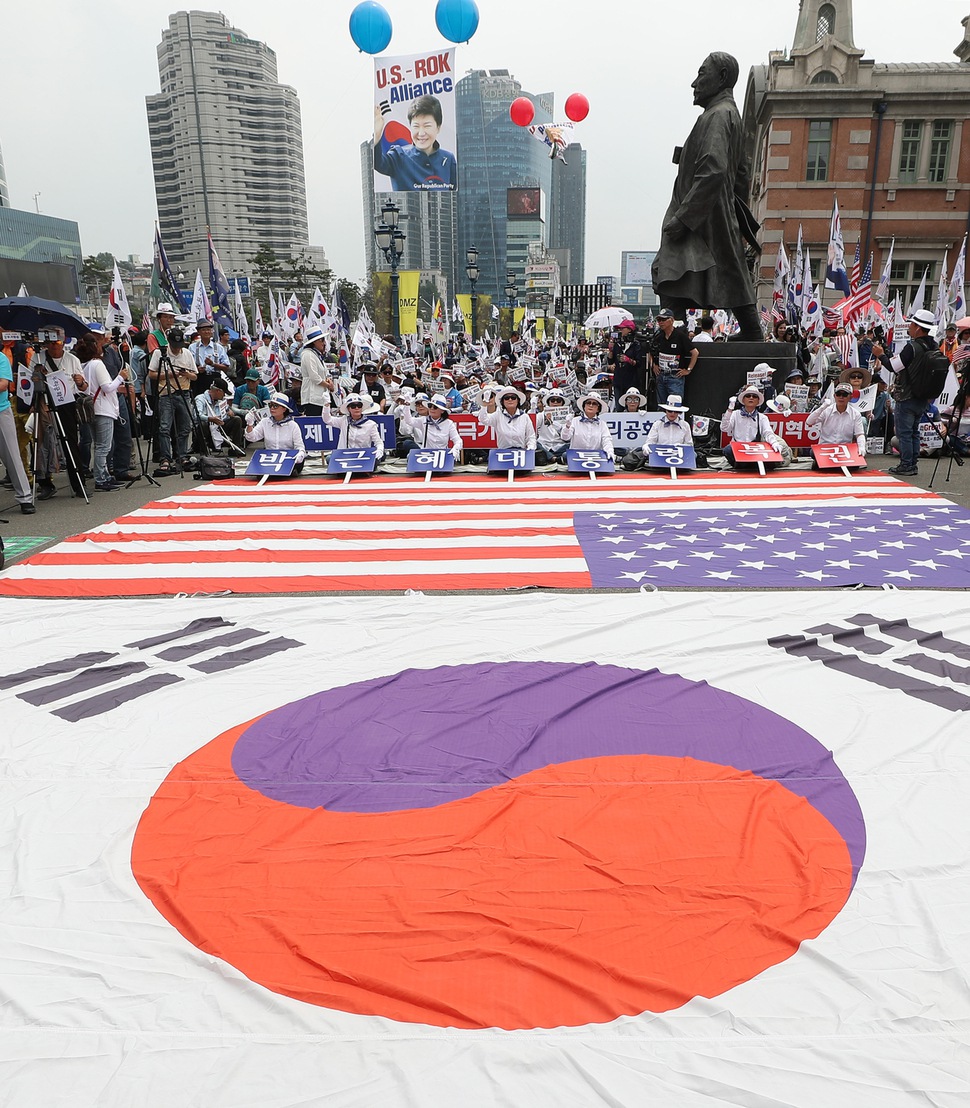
[{"xmin": 684, "ymin": 342, "xmax": 797, "ymax": 417}]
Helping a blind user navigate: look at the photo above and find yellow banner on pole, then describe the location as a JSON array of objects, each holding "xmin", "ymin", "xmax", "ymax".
[
  {"xmin": 397, "ymin": 271, "xmax": 420, "ymax": 337},
  {"xmin": 513, "ymin": 307, "xmax": 526, "ymax": 332},
  {"xmin": 456, "ymin": 294, "xmax": 473, "ymax": 331}
]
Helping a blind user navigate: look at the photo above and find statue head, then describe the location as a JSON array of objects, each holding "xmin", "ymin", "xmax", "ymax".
[{"xmin": 691, "ymin": 52, "xmax": 740, "ymax": 107}]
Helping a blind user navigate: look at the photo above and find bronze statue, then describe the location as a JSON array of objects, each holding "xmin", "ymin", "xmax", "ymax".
[{"xmin": 652, "ymin": 52, "xmax": 762, "ymax": 340}]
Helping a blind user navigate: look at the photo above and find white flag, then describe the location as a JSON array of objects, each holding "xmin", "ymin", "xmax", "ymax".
[
  {"xmin": 908, "ymin": 267, "xmax": 928, "ymax": 316},
  {"xmin": 933, "ymin": 251, "xmax": 949, "ymax": 330},
  {"xmin": 874, "ymin": 238, "xmax": 894, "ymax": 305},
  {"xmin": 948, "ymin": 234, "xmax": 966, "ymax": 321},
  {"xmin": 189, "ymin": 269, "xmax": 211, "ymax": 324},
  {"xmin": 104, "ymin": 261, "xmax": 133, "ymax": 332},
  {"xmin": 234, "ymin": 282, "xmax": 250, "ymax": 341}
]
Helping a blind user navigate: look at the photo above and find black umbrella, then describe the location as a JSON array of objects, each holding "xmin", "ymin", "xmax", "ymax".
[{"xmin": 0, "ymin": 295, "xmax": 93, "ymax": 340}]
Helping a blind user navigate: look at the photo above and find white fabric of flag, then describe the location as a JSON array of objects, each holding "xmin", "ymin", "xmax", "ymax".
[
  {"xmin": 948, "ymin": 234, "xmax": 966, "ymax": 321},
  {"xmin": 233, "ymin": 282, "xmax": 249, "ymax": 341},
  {"xmin": 874, "ymin": 237, "xmax": 894, "ymax": 305},
  {"xmin": 0, "ymin": 591, "xmax": 967, "ymax": 1107},
  {"xmin": 189, "ymin": 268, "xmax": 211, "ymax": 324},
  {"xmin": 934, "ymin": 251, "xmax": 949, "ymax": 330},
  {"xmin": 104, "ymin": 261, "xmax": 133, "ymax": 332},
  {"xmin": 908, "ymin": 266, "xmax": 928, "ymax": 316}
]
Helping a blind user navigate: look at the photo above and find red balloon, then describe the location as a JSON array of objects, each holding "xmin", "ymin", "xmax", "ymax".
[
  {"xmin": 564, "ymin": 92, "xmax": 589, "ymax": 122},
  {"xmin": 509, "ymin": 97, "xmax": 535, "ymax": 127}
]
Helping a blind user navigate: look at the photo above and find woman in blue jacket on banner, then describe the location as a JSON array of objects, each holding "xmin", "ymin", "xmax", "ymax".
[{"xmin": 374, "ymin": 95, "xmax": 457, "ymax": 191}]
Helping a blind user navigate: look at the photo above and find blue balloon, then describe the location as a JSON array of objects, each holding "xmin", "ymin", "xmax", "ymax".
[
  {"xmin": 435, "ymin": 0, "xmax": 480, "ymax": 43},
  {"xmin": 349, "ymin": 1, "xmax": 392, "ymax": 55}
]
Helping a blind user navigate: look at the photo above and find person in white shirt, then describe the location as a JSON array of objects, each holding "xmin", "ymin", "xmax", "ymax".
[
  {"xmin": 561, "ymin": 394, "xmax": 615, "ymax": 459},
  {"xmin": 244, "ymin": 392, "xmax": 307, "ymax": 473},
  {"xmin": 194, "ymin": 377, "xmax": 243, "ymax": 453},
  {"xmin": 536, "ymin": 388, "xmax": 570, "ymax": 464},
  {"xmin": 615, "ymin": 387, "xmax": 648, "ymax": 413},
  {"xmin": 720, "ymin": 386, "xmax": 790, "ymax": 469},
  {"xmin": 320, "ymin": 394, "xmax": 385, "ymax": 460},
  {"xmin": 189, "ymin": 320, "xmax": 231, "ymax": 385},
  {"xmin": 299, "ymin": 328, "xmax": 334, "ymax": 416},
  {"xmin": 397, "ymin": 393, "xmax": 463, "ymax": 457},
  {"xmin": 478, "ymin": 386, "xmax": 537, "ymax": 450},
  {"xmin": 621, "ymin": 395, "xmax": 693, "ymax": 469},
  {"xmin": 805, "ymin": 382, "xmax": 867, "ymax": 468}
]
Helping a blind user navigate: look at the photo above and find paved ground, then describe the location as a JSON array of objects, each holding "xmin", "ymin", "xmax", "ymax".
[{"xmin": 3, "ymin": 450, "xmax": 968, "ymax": 574}]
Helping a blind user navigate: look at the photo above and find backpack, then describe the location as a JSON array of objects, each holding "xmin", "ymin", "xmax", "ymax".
[{"xmin": 905, "ymin": 340, "xmax": 950, "ymax": 402}]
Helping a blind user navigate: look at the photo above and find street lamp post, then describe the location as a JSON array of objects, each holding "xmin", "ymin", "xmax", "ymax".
[
  {"xmin": 375, "ymin": 200, "xmax": 406, "ymax": 345},
  {"xmin": 465, "ymin": 245, "xmax": 479, "ymax": 341},
  {"xmin": 504, "ymin": 270, "xmax": 517, "ymax": 339}
]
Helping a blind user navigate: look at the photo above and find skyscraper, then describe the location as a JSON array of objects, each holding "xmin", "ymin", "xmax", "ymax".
[
  {"xmin": 0, "ymin": 139, "xmax": 9, "ymax": 208},
  {"xmin": 550, "ymin": 143, "xmax": 587, "ymax": 285},
  {"xmin": 454, "ymin": 70, "xmax": 556, "ymax": 299},
  {"xmin": 146, "ymin": 11, "xmax": 319, "ymax": 280}
]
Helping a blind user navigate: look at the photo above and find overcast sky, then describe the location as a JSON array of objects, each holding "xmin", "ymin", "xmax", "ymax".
[{"xmin": 0, "ymin": 0, "xmax": 964, "ymax": 284}]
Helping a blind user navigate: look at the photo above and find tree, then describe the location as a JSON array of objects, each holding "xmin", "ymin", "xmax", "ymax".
[
  {"xmin": 80, "ymin": 255, "xmax": 111, "ymax": 308},
  {"xmin": 248, "ymin": 245, "xmax": 285, "ymax": 320},
  {"xmin": 335, "ymin": 278, "xmax": 364, "ymax": 320},
  {"xmin": 285, "ymin": 248, "xmax": 332, "ymax": 312}
]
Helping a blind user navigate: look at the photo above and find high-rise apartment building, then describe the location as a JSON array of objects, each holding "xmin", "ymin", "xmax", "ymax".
[
  {"xmin": 146, "ymin": 11, "xmax": 320, "ymax": 280},
  {"xmin": 0, "ymin": 140, "xmax": 9, "ymax": 208}
]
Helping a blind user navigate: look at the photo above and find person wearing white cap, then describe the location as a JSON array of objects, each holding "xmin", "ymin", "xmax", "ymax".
[
  {"xmin": 615, "ymin": 387, "xmax": 648, "ymax": 413},
  {"xmin": 147, "ymin": 303, "xmax": 177, "ymax": 354},
  {"xmin": 561, "ymin": 394, "xmax": 615, "ymax": 459},
  {"xmin": 299, "ymin": 327, "xmax": 334, "ymax": 416},
  {"xmin": 805, "ymin": 382, "xmax": 867, "ymax": 467},
  {"xmin": 254, "ymin": 329, "xmax": 278, "ymax": 385},
  {"xmin": 620, "ymin": 395, "xmax": 692, "ymax": 470},
  {"xmin": 319, "ymin": 394, "xmax": 385, "ymax": 460},
  {"xmin": 477, "ymin": 386, "xmax": 537, "ymax": 450},
  {"xmin": 872, "ymin": 307, "xmax": 940, "ymax": 476},
  {"xmin": 535, "ymin": 388, "xmax": 570, "ymax": 464},
  {"xmin": 396, "ymin": 393, "xmax": 463, "ymax": 458},
  {"xmin": 244, "ymin": 392, "xmax": 306, "ymax": 472},
  {"xmin": 719, "ymin": 386, "xmax": 789, "ymax": 468}
]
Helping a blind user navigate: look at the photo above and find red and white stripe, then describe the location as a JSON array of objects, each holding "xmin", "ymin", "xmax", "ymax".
[{"xmin": 0, "ymin": 475, "xmax": 942, "ymax": 599}]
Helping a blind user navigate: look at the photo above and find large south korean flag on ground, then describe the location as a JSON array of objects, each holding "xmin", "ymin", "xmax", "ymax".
[{"xmin": 2, "ymin": 592, "xmax": 968, "ymax": 1106}]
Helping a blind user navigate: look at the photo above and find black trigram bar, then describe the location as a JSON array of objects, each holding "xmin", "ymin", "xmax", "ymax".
[
  {"xmin": 846, "ymin": 614, "xmax": 970, "ymax": 662},
  {"xmin": 190, "ymin": 637, "xmax": 303, "ymax": 674},
  {"xmin": 17, "ymin": 662, "xmax": 152, "ymax": 707},
  {"xmin": 804, "ymin": 623, "xmax": 891, "ymax": 655},
  {"xmin": 52, "ymin": 673, "xmax": 184, "ymax": 723},
  {"xmin": 0, "ymin": 652, "xmax": 117, "ymax": 690},
  {"xmin": 123, "ymin": 617, "xmax": 235, "ymax": 651},
  {"xmin": 767, "ymin": 633, "xmax": 970, "ymax": 713},
  {"xmin": 155, "ymin": 627, "xmax": 265, "ymax": 662}
]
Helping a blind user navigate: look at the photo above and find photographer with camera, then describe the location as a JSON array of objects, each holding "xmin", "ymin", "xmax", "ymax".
[{"xmin": 148, "ymin": 327, "xmax": 197, "ymax": 475}]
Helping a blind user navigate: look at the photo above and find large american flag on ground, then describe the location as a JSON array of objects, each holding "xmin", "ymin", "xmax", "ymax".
[{"xmin": 0, "ymin": 474, "xmax": 966, "ymax": 598}]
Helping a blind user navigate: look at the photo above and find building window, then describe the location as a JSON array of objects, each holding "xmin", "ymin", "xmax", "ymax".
[
  {"xmin": 898, "ymin": 120, "xmax": 921, "ymax": 183},
  {"xmin": 886, "ymin": 260, "xmax": 935, "ymax": 308},
  {"xmin": 806, "ymin": 120, "xmax": 831, "ymax": 181},
  {"xmin": 928, "ymin": 120, "xmax": 953, "ymax": 182},
  {"xmin": 810, "ymin": 70, "xmax": 839, "ymax": 84},
  {"xmin": 816, "ymin": 3, "xmax": 835, "ymax": 39}
]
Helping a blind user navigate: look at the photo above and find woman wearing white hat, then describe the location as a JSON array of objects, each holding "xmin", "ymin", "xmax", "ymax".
[
  {"xmin": 718, "ymin": 386, "xmax": 790, "ymax": 469},
  {"xmin": 299, "ymin": 327, "xmax": 334, "ymax": 417},
  {"xmin": 397, "ymin": 393, "xmax": 463, "ymax": 458},
  {"xmin": 477, "ymin": 385, "xmax": 537, "ymax": 450},
  {"xmin": 244, "ymin": 392, "xmax": 307, "ymax": 473},
  {"xmin": 620, "ymin": 395, "xmax": 692, "ymax": 469},
  {"xmin": 536, "ymin": 388, "xmax": 570, "ymax": 465},
  {"xmin": 561, "ymin": 394, "xmax": 615, "ymax": 459},
  {"xmin": 319, "ymin": 394, "xmax": 385, "ymax": 460},
  {"xmin": 615, "ymin": 387, "xmax": 648, "ymax": 413}
]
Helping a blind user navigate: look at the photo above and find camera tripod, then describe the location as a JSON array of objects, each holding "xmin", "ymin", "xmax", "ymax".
[
  {"xmin": 28, "ymin": 360, "xmax": 89, "ymax": 504},
  {"xmin": 928, "ymin": 387, "xmax": 967, "ymax": 487}
]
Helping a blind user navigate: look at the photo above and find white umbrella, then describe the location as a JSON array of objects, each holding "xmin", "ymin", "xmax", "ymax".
[{"xmin": 583, "ymin": 306, "xmax": 634, "ymax": 329}]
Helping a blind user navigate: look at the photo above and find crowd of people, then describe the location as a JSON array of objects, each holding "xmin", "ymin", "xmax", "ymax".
[{"xmin": 2, "ymin": 301, "xmax": 968, "ymax": 512}]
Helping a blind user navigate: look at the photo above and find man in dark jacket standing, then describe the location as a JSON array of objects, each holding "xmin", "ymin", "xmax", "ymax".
[
  {"xmin": 872, "ymin": 308, "xmax": 939, "ymax": 477},
  {"xmin": 607, "ymin": 321, "xmax": 645, "ymax": 405},
  {"xmin": 652, "ymin": 52, "xmax": 761, "ymax": 340}
]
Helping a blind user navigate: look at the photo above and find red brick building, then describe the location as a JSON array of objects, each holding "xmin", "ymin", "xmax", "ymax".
[{"xmin": 743, "ymin": 1, "xmax": 970, "ymax": 311}]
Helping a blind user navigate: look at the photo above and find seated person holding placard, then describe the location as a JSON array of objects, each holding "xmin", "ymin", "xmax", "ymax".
[
  {"xmin": 320, "ymin": 394, "xmax": 385, "ymax": 462},
  {"xmin": 244, "ymin": 393, "xmax": 306, "ymax": 474},
  {"xmin": 615, "ymin": 387, "xmax": 648, "ymax": 413},
  {"xmin": 535, "ymin": 388, "xmax": 570, "ymax": 465},
  {"xmin": 477, "ymin": 386, "xmax": 537, "ymax": 451},
  {"xmin": 718, "ymin": 386, "xmax": 790, "ymax": 469},
  {"xmin": 621, "ymin": 394, "xmax": 692, "ymax": 470},
  {"xmin": 561, "ymin": 394, "xmax": 615, "ymax": 460},
  {"xmin": 805, "ymin": 382, "xmax": 867, "ymax": 468},
  {"xmin": 397, "ymin": 393, "xmax": 463, "ymax": 458}
]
